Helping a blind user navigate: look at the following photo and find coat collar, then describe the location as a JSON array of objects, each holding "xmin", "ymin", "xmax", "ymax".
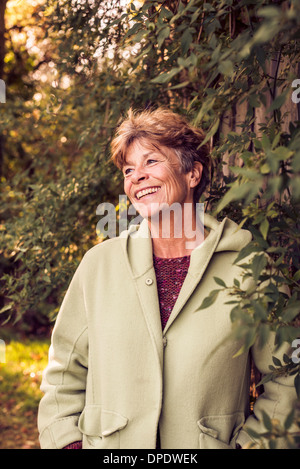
[
  {"xmin": 121, "ymin": 214, "xmax": 228, "ymax": 338},
  {"xmin": 123, "ymin": 215, "xmax": 227, "ymax": 280}
]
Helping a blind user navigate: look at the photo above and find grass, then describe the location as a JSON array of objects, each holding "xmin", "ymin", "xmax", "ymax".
[{"xmin": 0, "ymin": 337, "xmax": 50, "ymax": 449}]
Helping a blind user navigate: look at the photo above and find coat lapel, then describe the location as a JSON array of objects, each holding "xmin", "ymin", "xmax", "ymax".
[
  {"xmin": 163, "ymin": 217, "xmax": 227, "ymax": 334},
  {"xmin": 122, "ymin": 220, "xmax": 164, "ymax": 367}
]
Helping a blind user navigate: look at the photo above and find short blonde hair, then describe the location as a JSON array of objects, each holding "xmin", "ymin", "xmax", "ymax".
[{"xmin": 111, "ymin": 107, "xmax": 211, "ymax": 201}]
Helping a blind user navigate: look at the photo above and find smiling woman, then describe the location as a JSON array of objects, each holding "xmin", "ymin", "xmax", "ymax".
[{"xmin": 38, "ymin": 107, "xmax": 297, "ymax": 450}]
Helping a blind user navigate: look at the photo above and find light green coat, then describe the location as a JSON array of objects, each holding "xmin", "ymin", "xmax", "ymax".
[{"xmin": 38, "ymin": 215, "xmax": 296, "ymax": 449}]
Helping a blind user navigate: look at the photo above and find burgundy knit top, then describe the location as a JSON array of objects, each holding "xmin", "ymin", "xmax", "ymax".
[
  {"xmin": 153, "ymin": 254, "xmax": 191, "ymax": 329},
  {"xmin": 63, "ymin": 254, "xmax": 191, "ymax": 449}
]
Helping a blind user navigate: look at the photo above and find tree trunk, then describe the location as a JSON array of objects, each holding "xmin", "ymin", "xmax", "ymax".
[
  {"xmin": 0, "ymin": 0, "xmax": 7, "ymax": 177},
  {"xmin": 0, "ymin": 0, "xmax": 6, "ymax": 78}
]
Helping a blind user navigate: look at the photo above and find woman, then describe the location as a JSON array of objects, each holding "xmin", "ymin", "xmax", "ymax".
[{"xmin": 38, "ymin": 107, "xmax": 296, "ymax": 449}]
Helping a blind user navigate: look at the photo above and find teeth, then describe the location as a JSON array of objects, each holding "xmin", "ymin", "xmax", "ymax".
[{"xmin": 136, "ymin": 187, "xmax": 159, "ymax": 199}]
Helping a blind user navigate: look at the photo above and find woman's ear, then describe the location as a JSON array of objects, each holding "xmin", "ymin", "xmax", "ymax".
[{"xmin": 189, "ymin": 162, "xmax": 203, "ymax": 188}]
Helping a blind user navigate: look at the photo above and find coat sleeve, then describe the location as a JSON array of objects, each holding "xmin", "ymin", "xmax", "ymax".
[
  {"xmin": 236, "ymin": 333, "xmax": 298, "ymax": 449},
  {"xmin": 38, "ymin": 261, "xmax": 88, "ymax": 449},
  {"xmin": 233, "ymin": 253, "xmax": 298, "ymax": 449}
]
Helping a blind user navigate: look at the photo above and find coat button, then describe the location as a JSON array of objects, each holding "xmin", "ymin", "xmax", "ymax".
[
  {"xmin": 163, "ymin": 336, "xmax": 167, "ymax": 347},
  {"xmin": 145, "ymin": 278, "xmax": 153, "ymax": 285}
]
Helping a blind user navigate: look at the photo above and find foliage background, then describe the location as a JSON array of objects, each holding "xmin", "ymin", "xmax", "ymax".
[{"xmin": 0, "ymin": 0, "xmax": 299, "ymax": 448}]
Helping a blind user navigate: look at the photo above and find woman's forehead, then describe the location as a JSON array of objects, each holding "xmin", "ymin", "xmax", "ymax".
[{"xmin": 124, "ymin": 138, "xmax": 177, "ymax": 165}]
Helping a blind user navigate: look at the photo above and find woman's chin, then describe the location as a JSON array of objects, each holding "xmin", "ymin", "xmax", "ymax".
[
  {"xmin": 134, "ymin": 202, "xmax": 160, "ymax": 220},
  {"xmin": 135, "ymin": 199, "xmax": 175, "ymax": 219}
]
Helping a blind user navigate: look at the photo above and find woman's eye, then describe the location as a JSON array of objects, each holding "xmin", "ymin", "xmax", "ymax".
[
  {"xmin": 124, "ymin": 168, "xmax": 133, "ymax": 175},
  {"xmin": 147, "ymin": 159, "xmax": 157, "ymax": 165}
]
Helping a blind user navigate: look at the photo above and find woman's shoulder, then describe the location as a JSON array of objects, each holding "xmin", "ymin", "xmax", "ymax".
[
  {"xmin": 84, "ymin": 233, "xmax": 125, "ymax": 258},
  {"xmin": 80, "ymin": 223, "xmax": 141, "ymax": 263}
]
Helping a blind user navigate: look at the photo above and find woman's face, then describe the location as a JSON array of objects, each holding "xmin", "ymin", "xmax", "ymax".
[{"xmin": 123, "ymin": 139, "xmax": 202, "ymax": 219}]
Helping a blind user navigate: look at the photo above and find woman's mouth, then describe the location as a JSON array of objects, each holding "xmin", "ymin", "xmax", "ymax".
[{"xmin": 135, "ymin": 186, "xmax": 161, "ymax": 200}]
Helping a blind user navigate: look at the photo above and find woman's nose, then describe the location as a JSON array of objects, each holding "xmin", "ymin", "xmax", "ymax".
[{"xmin": 131, "ymin": 168, "xmax": 147, "ymax": 184}]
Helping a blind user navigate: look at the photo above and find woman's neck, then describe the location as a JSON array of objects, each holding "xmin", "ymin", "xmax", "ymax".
[
  {"xmin": 151, "ymin": 236, "xmax": 193, "ymax": 258},
  {"xmin": 148, "ymin": 204, "xmax": 206, "ymax": 258}
]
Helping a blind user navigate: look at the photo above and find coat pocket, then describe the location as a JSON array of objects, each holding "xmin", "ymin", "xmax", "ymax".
[
  {"xmin": 197, "ymin": 412, "xmax": 245, "ymax": 449},
  {"xmin": 78, "ymin": 405, "xmax": 128, "ymax": 449}
]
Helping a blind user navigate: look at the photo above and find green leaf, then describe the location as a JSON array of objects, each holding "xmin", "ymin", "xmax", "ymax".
[
  {"xmin": 282, "ymin": 303, "xmax": 300, "ymax": 323},
  {"xmin": 253, "ymin": 301, "xmax": 268, "ymax": 321},
  {"xmin": 233, "ymin": 243, "xmax": 262, "ymax": 265},
  {"xmin": 275, "ymin": 326, "xmax": 300, "ymax": 349},
  {"xmin": 252, "ymin": 21, "xmax": 279, "ymax": 45},
  {"xmin": 125, "ymin": 22, "xmax": 141, "ymax": 38},
  {"xmin": 151, "ymin": 67, "xmax": 181, "ymax": 84},
  {"xmin": 260, "ymin": 163, "xmax": 270, "ymax": 174},
  {"xmin": 233, "ymin": 278, "xmax": 240, "ymax": 288},
  {"xmin": 197, "ymin": 289, "xmax": 221, "ymax": 311},
  {"xmin": 233, "ymin": 326, "xmax": 257, "ymax": 357},
  {"xmin": 282, "ymin": 353, "xmax": 290, "ymax": 364},
  {"xmin": 181, "ymin": 29, "xmax": 193, "ymax": 55},
  {"xmin": 257, "ymin": 372, "xmax": 273, "ymax": 386},
  {"xmin": 157, "ymin": 26, "xmax": 170, "ymax": 49},
  {"xmin": 229, "ymin": 166, "xmax": 261, "ymax": 180},
  {"xmin": 273, "ymin": 146, "xmax": 293, "ymax": 161},
  {"xmin": 260, "ymin": 218, "xmax": 269, "ymax": 240},
  {"xmin": 213, "ymin": 276, "xmax": 226, "ymax": 288},
  {"xmin": 261, "ymin": 134, "xmax": 271, "ymax": 150},
  {"xmin": 251, "ymin": 254, "xmax": 267, "ymax": 283},
  {"xmin": 159, "ymin": 7, "xmax": 173, "ymax": 21},
  {"xmin": 245, "ymin": 428, "xmax": 262, "ymax": 440},
  {"xmin": 199, "ymin": 118, "xmax": 220, "ymax": 147},
  {"xmin": 294, "ymin": 373, "xmax": 300, "ymax": 400},
  {"xmin": 218, "ymin": 60, "xmax": 234, "ymax": 77},
  {"xmin": 292, "ymin": 270, "xmax": 300, "ymax": 282},
  {"xmin": 0, "ymin": 303, "xmax": 13, "ymax": 315},
  {"xmin": 216, "ymin": 180, "xmax": 262, "ymax": 213},
  {"xmin": 194, "ymin": 97, "xmax": 216, "ymax": 124},
  {"xmin": 169, "ymin": 81, "xmax": 190, "ymax": 90},
  {"xmin": 258, "ymin": 324, "xmax": 270, "ymax": 348},
  {"xmin": 257, "ymin": 6, "xmax": 280, "ymax": 19},
  {"xmin": 284, "ymin": 408, "xmax": 295, "ymax": 430},
  {"xmin": 272, "ymin": 355, "xmax": 282, "ymax": 367},
  {"xmin": 267, "ymin": 92, "xmax": 288, "ymax": 112},
  {"xmin": 230, "ymin": 305, "xmax": 246, "ymax": 322},
  {"xmin": 190, "ymin": 8, "xmax": 201, "ymax": 24},
  {"xmin": 269, "ymin": 439, "xmax": 277, "ymax": 450},
  {"xmin": 262, "ymin": 410, "xmax": 273, "ymax": 432},
  {"xmin": 169, "ymin": 0, "xmax": 197, "ymax": 25}
]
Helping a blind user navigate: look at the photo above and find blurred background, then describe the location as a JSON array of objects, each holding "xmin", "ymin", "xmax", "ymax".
[{"xmin": 0, "ymin": 0, "xmax": 299, "ymax": 449}]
